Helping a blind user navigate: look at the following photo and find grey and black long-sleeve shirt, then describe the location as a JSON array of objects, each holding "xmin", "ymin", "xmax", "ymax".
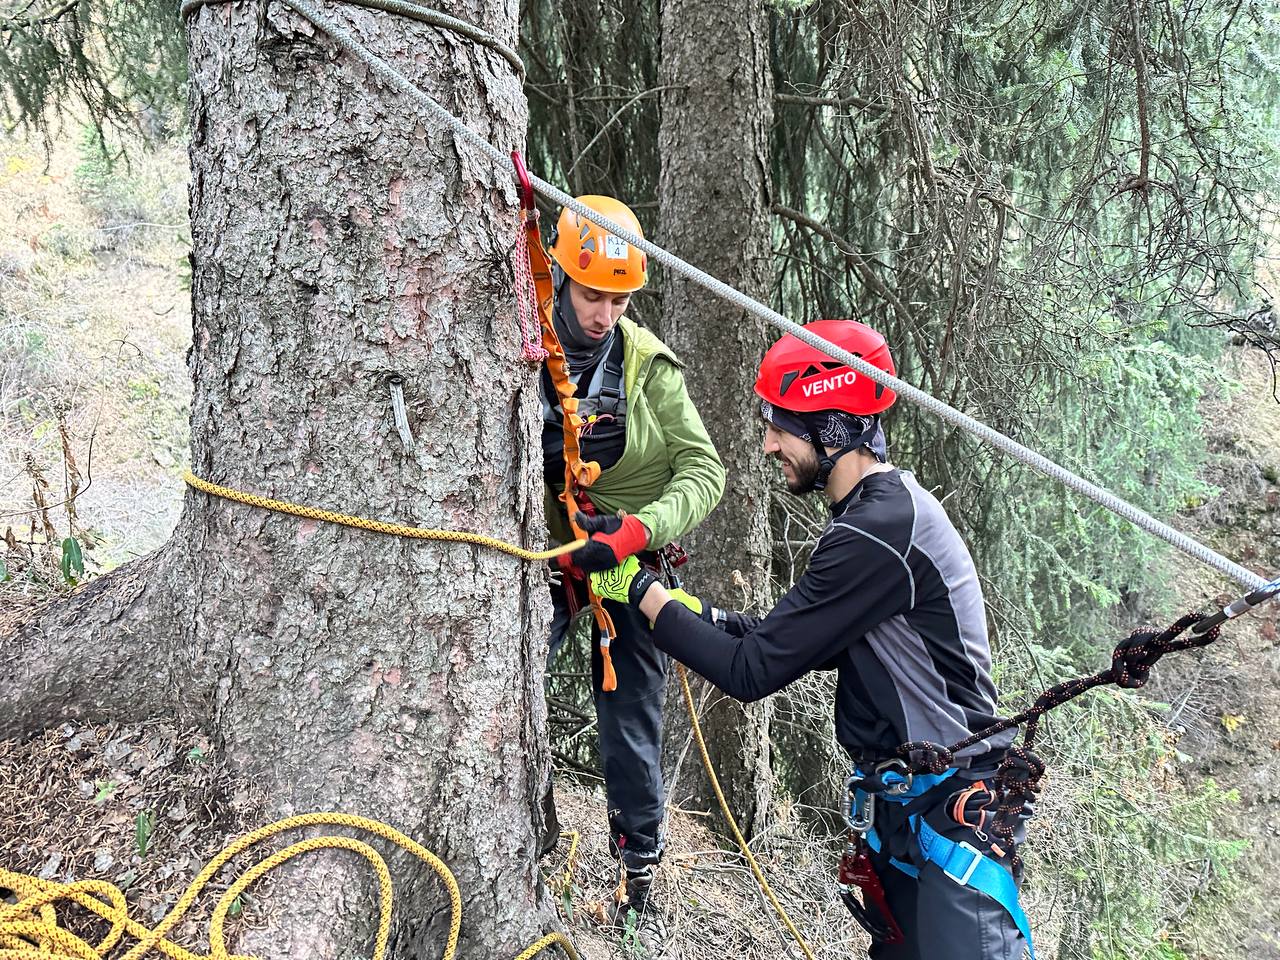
[{"xmin": 651, "ymin": 468, "xmax": 1013, "ymax": 764}]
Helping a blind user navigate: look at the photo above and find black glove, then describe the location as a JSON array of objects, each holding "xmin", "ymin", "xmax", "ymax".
[{"xmin": 572, "ymin": 511, "xmax": 650, "ymax": 573}]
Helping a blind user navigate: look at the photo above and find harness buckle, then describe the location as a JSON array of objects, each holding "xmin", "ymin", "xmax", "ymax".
[{"xmin": 943, "ymin": 841, "xmax": 983, "ymax": 886}]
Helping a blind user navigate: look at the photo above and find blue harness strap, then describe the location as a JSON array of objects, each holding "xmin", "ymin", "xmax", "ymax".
[
  {"xmin": 914, "ymin": 815, "xmax": 1036, "ymax": 959},
  {"xmin": 856, "ymin": 767, "xmax": 1036, "ymax": 960},
  {"xmin": 863, "ymin": 822, "xmax": 919, "ymax": 878}
]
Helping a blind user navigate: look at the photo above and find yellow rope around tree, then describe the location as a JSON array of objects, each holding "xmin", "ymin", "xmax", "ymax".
[
  {"xmin": 182, "ymin": 471, "xmax": 584, "ymax": 563},
  {"xmin": 677, "ymin": 664, "xmax": 818, "ymax": 960},
  {"xmin": 0, "ymin": 813, "xmax": 580, "ymax": 960}
]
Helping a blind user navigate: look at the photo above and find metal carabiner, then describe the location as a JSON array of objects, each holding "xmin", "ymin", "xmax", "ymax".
[
  {"xmin": 657, "ymin": 551, "xmax": 682, "ymax": 591},
  {"xmin": 1191, "ymin": 577, "xmax": 1280, "ymax": 636},
  {"xmin": 844, "ymin": 774, "xmax": 875, "ymax": 835},
  {"xmin": 875, "ymin": 758, "xmax": 913, "ymax": 796},
  {"xmin": 511, "ymin": 150, "xmax": 536, "ymax": 214}
]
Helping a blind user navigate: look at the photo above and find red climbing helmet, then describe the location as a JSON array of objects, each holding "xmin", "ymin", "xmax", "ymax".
[{"xmin": 754, "ymin": 319, "xmax": 897, "ymax": 416}]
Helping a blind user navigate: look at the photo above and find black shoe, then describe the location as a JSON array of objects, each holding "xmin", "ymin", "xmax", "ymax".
[{"xmin": 624, "ymin": 862, "xmax": 656, "ymax": 912}]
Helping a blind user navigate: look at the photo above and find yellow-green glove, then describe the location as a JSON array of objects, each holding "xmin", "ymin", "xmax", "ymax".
[
  {"xmin": 589, "ymin": 555, "xmax": 656, "ymax": 607},
  {"xmin": 668, "ymin": 588, "xmax": 710, "ymax": 622}
]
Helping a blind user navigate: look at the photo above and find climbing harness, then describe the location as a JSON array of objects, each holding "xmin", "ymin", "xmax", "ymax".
[
  {"xmin": 182, "ymin": 470, "xmax": 583, "ymax": 563},
  {"xmin": 837, "ymin": 770, "xmax": 904, "ymax": 946},
  {"xmin": 513, "ymin": 152, "xmax": 622, "ymax": 693},
  {"xmin": 843, "ymin": 762, "xmax": 1036, "ymax": 958},
  {"xmin": 539, "ymin": 336, "xmax": 627, "ymax": 467},
  {"xmin": 0, "ymin": 812, "xmax": 579, "ymax": 960}
]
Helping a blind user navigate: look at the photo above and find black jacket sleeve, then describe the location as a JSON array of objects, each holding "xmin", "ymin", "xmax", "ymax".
[
  {"xmin": 719, "ymin": 610, "xmax": 759, "ymax": 638},
  {"xmin": 651, "ymin": 525, "xmax": 913, "ymax": 702}
]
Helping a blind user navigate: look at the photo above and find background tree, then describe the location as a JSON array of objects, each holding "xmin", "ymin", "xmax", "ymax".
[
  {"xmin": 519, "ymin": 0, "xmax": 780, "ymax": 834},
  {"xmin": 1, "ymin": 0, "xmax": 185, "ymax": 143},
  {"xmin": 1, "ymin": 1, "xmax": 556, "ymax": 956},
  {"xmin": 655, "ymin": 0, "xmax": 776, "ymax": 834}
]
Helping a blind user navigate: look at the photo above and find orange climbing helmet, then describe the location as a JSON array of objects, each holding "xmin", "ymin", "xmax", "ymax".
[{"xmin": 548, "ymin": 195, "xmax": 649, "ymax": 293}]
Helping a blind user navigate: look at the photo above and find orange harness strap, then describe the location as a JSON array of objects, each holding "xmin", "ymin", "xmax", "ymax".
[{"xmin": 516, "ymin": 153, "xmax": 619, "ymax": 692}]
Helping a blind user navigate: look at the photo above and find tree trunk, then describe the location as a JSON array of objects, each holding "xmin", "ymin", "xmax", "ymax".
[
  {"xmin": 656, "ymin": 0, "xmax": 775, "ymax": 835},
  {"xmin": 3, "ymin": 1, "xmax": 553, "ymax": 956}
]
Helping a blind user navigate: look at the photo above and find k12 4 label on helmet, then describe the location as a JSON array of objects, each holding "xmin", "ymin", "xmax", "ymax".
[{"xmin": 605, "ymin": 235, "xmax": 629, "ymax": 260}]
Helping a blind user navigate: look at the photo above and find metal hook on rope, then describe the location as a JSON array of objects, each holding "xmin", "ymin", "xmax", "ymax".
[
  {"xmin": 511, "ymin": 149, "xmax": 536, "ymax": 214},
  {"xmin": 1191, "ymin": 577, "xmax": 1280, "ymax": 636}
]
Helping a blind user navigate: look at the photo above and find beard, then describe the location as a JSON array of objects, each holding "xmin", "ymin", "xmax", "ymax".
[{"xmin": 779, "ymin": 447, "xmax": 823, "ymax": 494}]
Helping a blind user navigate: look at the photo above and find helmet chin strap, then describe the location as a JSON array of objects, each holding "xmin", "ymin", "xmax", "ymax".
[{"xmin": 799, "ymin": 413, "xmax": 880, "ymax": 493}]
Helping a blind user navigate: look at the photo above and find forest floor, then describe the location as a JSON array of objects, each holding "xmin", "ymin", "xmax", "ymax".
[{"xmin": 3, "ymin": 127, "xmax": 1280, "ymax": 960}]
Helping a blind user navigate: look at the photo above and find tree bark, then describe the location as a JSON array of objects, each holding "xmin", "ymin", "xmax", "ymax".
[
  {"xmin": 0, "ymin": 548, "xmax": 190, "ymax": 738},
  {"xmin": 3, "ymin": 1, "xmax": 553, "ymax": 956},
  {"xmin": 656, "ymin": 0, "xmax": 775, "ymax": 835}
]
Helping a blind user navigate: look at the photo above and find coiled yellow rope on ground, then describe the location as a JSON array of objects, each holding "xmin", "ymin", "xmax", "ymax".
[
  {"xmin": 678, "ymin": 664, "xmax": 817, "ymax": 960},
  {"xmin": 0, "ymin": 813, "xmax": 578, "ymax": 960},
  {"xmin": 182, "ymin": 471, "xmax": 583, "ymax": 563}
]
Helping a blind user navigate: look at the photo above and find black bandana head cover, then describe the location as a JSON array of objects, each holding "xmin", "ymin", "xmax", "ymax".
[
  {"xmin": 552, "ymin": 265, "xmax": 618, "ymax": 374},
  {"xmin": 759, "ymin": 401, "xmax": 887, "ymax": 462}
]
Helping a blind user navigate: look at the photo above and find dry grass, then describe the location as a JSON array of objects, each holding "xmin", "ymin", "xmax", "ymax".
[{"xmin": 0, "ymin": 127, "xmax": 191, "ymax": 575}]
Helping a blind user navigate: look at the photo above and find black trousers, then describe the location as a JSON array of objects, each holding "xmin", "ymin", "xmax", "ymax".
[
  {"xmin": 867, "ymin": 785, "xmax": 1031, "ymax": 960},
  {"xmin": 548, "ymin": 582, "xmax": 668, "ymax": 868}
]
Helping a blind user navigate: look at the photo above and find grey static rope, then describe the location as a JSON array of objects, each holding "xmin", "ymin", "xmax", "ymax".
[{"xmin": 181, "ymin": 0, "xmax": 1271, "ymax": 595}]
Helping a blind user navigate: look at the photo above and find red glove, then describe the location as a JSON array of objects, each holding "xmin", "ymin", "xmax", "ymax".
[{"xmin": 572, "ymin": 512, "xmax": 650, "ymax": 573}]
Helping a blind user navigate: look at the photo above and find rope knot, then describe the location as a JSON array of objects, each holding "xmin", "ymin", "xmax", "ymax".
[
  {"xmin": 1110, "ymin": 626, "xmax": 1163, "ymax": 689},
  {"xmin": 898, "ymin": 742, "xmax": 953, "ymax": 775},
  {"xmin": 997, "ymin": 746, "xmax": 1045, "ymax": 789}
]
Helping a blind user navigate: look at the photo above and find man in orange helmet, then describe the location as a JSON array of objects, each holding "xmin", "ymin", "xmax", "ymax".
[
  {"xmin": 540, "ymin": 196, "xmax": 725, "ymax": 925},
  {"xmin": 591, "ymin": 320, "xmax": 1035, "ymax": 960}
]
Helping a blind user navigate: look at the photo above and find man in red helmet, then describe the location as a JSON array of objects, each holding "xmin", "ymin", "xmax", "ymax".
[{"xmin": 587, "ymin": 319, "xmax": 1034, "ymax": 960}]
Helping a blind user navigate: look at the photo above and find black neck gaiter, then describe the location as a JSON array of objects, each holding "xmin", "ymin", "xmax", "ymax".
[{"xmin": 552, "ymin": 265, "xmax": 618, "ymax": 375}]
